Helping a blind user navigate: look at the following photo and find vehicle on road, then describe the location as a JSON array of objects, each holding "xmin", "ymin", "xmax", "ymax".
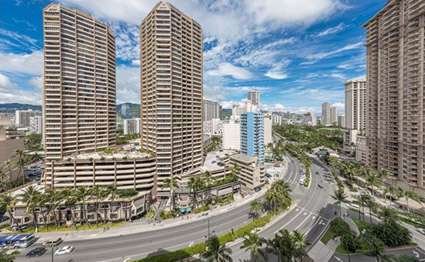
[
  {"xmin": 318, "ymin": 184, "xmax": 323, "ymax": 189},
  {"xmin": 44, "ymin": 238, "xmax": 63, "ymax": 247},
  {"xmin": 26, "ymin": 246, "xmax": 47, "ymax": 257},
  {"xmin": 55, "ymin": 245, "xmax": 74, "ymax": 256},
  {"xmin": 418, "ymin": 228, "xmax": 425, "ymax": 235},
  {"xmin": 12, "ymin": 234, "xmax": 37, "ymax": 248}
]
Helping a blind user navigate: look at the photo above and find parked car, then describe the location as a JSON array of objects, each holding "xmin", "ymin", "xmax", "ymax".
[
  {"xmin": 44, "ymin": 238, "xmax": 63, "ymax": 247},
  {"xmin": 55, "ymin": 245, "xmax": 74, "ymax": 256},
  {"xmin": 26, "ymin": 246, "xmax": 47, "ymax": 257}
]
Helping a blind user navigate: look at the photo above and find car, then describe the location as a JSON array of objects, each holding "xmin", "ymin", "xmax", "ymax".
[
  {"xmin": 44, "ymin": 238, "xmax": 63, "ymax": 247},
  {"xmin": 418, "ymin": 228, "xmax": 425, "ymax": 235},
  {"xmin": 54, "ymin": 245, "xmax": 74, "ymax": 256},
  {"xmin": 26, "ymin": 246, "xmax": 47, "ymax": 257},
  {"xmin": 318, "ymin": 184, "xmax": 323, "ymax": 189}
]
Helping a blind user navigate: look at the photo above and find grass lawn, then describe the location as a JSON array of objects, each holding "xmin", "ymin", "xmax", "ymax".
[{"xmin": 20, "ymin": 221, "xmax": 124, "ymax": 233}]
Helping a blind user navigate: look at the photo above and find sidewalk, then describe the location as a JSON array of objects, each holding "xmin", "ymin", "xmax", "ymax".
[{"xmin": 35, "ymin": 160, "xmax": 292, "ymax": 242}]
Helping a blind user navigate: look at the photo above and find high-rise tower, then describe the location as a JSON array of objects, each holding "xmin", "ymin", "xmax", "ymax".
[
  {"xmin": 345, "ymin": 79, "xmax": 366, "ymax": 131},
  {"xmin": 43, "ymin": 3, "xmax": 116, "ymax": 161},
  {"xmin": 140, "ymin": 2, "xmax": 203, "ymax": 191}
]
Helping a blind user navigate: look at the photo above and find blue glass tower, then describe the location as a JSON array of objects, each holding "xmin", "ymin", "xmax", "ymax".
[{"xmin": 240, "ymin": 112, "xmax": 264, "ymax": 163}]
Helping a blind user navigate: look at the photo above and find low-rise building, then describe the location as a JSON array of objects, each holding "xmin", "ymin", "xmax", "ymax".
[{"xmin": 230, "ymin": 154, "xmax": 265, "ymax": 192}]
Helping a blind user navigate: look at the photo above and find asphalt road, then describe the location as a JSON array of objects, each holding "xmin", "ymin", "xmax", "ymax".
[
  {"xmin": 16, "ymin": 157, "xmax": 335, "ymax": 262},
  {"xmin": 230, "ymin": 157, "xmax": 336, "ymax": 261}
]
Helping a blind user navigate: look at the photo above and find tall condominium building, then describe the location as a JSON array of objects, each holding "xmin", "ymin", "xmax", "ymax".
[
  {"xmin": 321, "ymin": 102, "xmax": 331, "ymax": 126},
  {"xmin": 222, "ymin": 121, "xmax": 240, "ymax": 150},
  {"xmin": 330, "ymin": 106, "xmax": 337, "ymax": 126},
  {"xmin": 247, "ymin": 90, "xmax": 261, "ymax": 107},
  {"xmin": 43, "ymin": 3, "xmax": 116, "ymax": 161},
  {"xmin": 365, "ymin": 0, "xmax": 425, "ymax": 189},
  {"xmin": 240, "ymin": 112, "xmax": 264, "ymax": 163},
  {"xmin": 140, "ymin": 2, "xmax": 203, "ymax": 190},
  {"xmin": 345, "ymin": 79, "xmax": 366, "ymax": 131},
  {"xmin": 263, "ymin": 113, "xmax": 272, "ymax": 146},
  {"xmin": 123, "ymin": 118, "xmax": 140, "ymax": 135},
  {"xmin": 203, "ymin": 99, "xmax": 220, "ymax": 121},
  {"xmin": 29, "ymin": 115, "xmax": 43, "ymax": 134}
]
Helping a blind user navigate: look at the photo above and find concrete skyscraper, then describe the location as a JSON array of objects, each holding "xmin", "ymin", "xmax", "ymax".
[
  {"xmin": 203, "ymin": 99, "xmax": 220, "ymax": 121},
  {"xmin": 345, "ymin": 79, "xmax": 366, "ymax": 131},
  {"xmin": 140, "ymin": 2, "xmax": 203, "ymax": 191},
  {"xmin": 321, "ymin": 102, "xmax": 331, "ymax": 126},
  {"xmin": 365, "ymin": 0, "xmax": 425, "ymax": 190},
  {"xmin": 43, "ymin": 3, "xmax": 116, "ymax": 161},
  {"xmin": 330, "ymin": 106, "xmax": 337, "ymax": 126}
]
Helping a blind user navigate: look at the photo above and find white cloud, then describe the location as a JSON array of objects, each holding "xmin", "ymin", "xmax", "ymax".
[
  {"xmin": 0, "ymin": 73, "xmax": 41, "ymax": 104},
  {"xmin": 207, "ymin": 63, "xmax": 253, "ymax": 80},
  {"xmin": 0, "ymin": 28, "xmax": 40, "ymax": 50},
  {"xmin": 116, "ymin": 65, "xmax": 140, "ymax": 104},
  {"xmin": 303, "ymin": 42, "xmax": 363, "ymax": 64},
  {"xmin": 264, "ymin": 61, "xmax": 290, "ymax": 80},
  {"xmin": 0, "ymin": 50, "xmax": 43, "ymax": 75},
  {"xmin": 315, "ymin": 23, "xmax": 345, "ymax": 37}
]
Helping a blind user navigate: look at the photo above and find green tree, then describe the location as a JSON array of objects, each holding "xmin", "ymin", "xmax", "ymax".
[
  {"xmin": 266, "ymin": 229, "xmax": 306, "ymax": 262},
  {"xmin": 0, "ymin": 193, "xmax": 16, "ymax": 226},
  {"xmin": 362, "ymin": 233, "xmax": 385, "ymax": 262},
  {"xmin": 265, "ymin": 181, "xmax": 292, "ymax": 212},
  {"xmin": 20, "ymin": 185, "xmax": 41, "ymax": 231},
  {"xmin": 0, "ymin": 248, "xmax": 19, "ymax": 262},
  {"xmin": 241, "ymin": 233, "xmax": 266, "ymax": 262},
  {"xmin": 15, "ymin": 149, "xmax": 27, "ymax": 186},
  {"xmin": 331, "ymin": 188, "xmax": 347, "ymax": 217},
  {"xmin": 204, "ymin": 235, "xmax": 233, "ymax": 262},
  {"xmin": 249, "ymin": 200, "xmax": 262, "ymax": 220},
  {"xmin": 188, "ymin": 176, "xmax": 204, "ymax": 208},
  {"xmin": 162, "ymin": 177, "xmax": 179, "ymax": 211},
  {"xmin": 75, "ymin": 187, "xmax": 89, "ymax": 224}
]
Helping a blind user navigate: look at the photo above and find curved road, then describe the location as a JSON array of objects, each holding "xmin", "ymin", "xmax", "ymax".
[{"xmin": 17, "ymin": 157, "xmax": 335, "ymax": 262}]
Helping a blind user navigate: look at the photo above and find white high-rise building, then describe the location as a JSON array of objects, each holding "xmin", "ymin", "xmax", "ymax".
[
  {"xmin": 345, "ymin": 79, "xmax": 366, "ymax": 131},
  {"xmin": 203, "ymin": 99, "xmax": 221, "ymax": 121},
  {"xmin": 140, "ymin": 2, "xmax": 203, "ymax": 190},
  {"xmin": 15, "ymin": 110, "xmax": 38, "ymax": 128},
  {"xmin": 222, "ymin": 122, "xmax": 240, "ymax": 150},
  {"xmin": 330, "ymin": 106, "xmax": 337, "ymax": 126},
  {"xmin": 263, "ymin": 113, "xmax": 272, "ymax": 146},
  {"xmin": 123, "ymin": 118, "xmax": 140, "ymax": 135},
  {"xmin": 321, "ymin": 102, "xmax": 331, "ymax": 126},
  {"xmin": 29, "ymin": 115, "xmax": 42, "ymax": 134},
  {"xmin": 203, "ymin": 118, "xmax": 223, "ymax": 136}
]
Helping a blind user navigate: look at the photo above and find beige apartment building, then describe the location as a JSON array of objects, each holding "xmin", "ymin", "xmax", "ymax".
[
  {"xmin": 345, "ymin": 79, "xmax": 367, "ymax": 131},
  {"xmin": 43, "ymin": 3, "xmax": 116, "ymax": 162},
  {"xmin": 365, "ymin": 0, "xmax": 425, "ymax": 190},
  {"xmin": 140, "ymin": 2, "xmax": 203, "ymax": 194}
]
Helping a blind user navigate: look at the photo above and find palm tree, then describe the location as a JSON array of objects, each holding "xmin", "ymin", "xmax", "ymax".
[
  {"xmin": 204, "ymin": 235, "xmax": 233, "ymax": 262},
  {"xmin": 75, "ymin": 187, "xmax": 89, "ymax": 224},
  {"xmin": 241, "ymin": 233, "xmax": 266, "ymax": 262},
  {"xmin": 62, "ymin": 189, "xmax": 79, "ymax": 226},
  {"xmin": 0, "ymin": 193, "xmax": 16, "ymax": 226},
  {"xmin": 365, "ymin": 196, "xmax": 375, "ymax": 224},
  {"xmin": 163, "ymin": 177, "xmax": 179, "ymax": 211},
  {"xmin": 379, "ymin": 207, "xmax": 397, "ymax": 223},
  {"xmin": 15, "ymin": 149, "xmax": 27, "ymax": 186},
  {"xmin": 20, "ymin": 185, "xmax": 41, "ymax": 231},
  {"xmin": 266, "ymin": 229, "xmax": 305, "ymax": 262},
  {"xmin": 188, "ymin": 176, "xmax": 204, "ymax": 208},
  {"xmin": 332, "ymin": 188, "xmax": 347, "ymax": 217},
  {"xmin": 90, "ymin": 186, "xmax": 109, "ymax": 224},
  {"xmin": 249, "ymin": 200, "xmax": 262, "ymax": 220},
  {"xmin": 359, "ymin": 194, "xmax": 370, "ymax": 221},
  {"xmin": 366, "ymin": 169, "xmax": 380, "ymax": 196},
  {"xmin": 265, "ymin": 181, "xmax": 292, "ymax": 212}
]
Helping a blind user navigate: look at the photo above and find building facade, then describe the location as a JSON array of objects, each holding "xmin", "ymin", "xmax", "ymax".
[
  {"xmin": 222, "ymin": 122, "xmax": 240, "ymax": 151},
  {"xmin": 230, "ymin": 154, "xmax": 265, "ymax": 191},
  {"xmin": 203, "ymin": 99, "xmax": 220, "ymax": 121},
  {"xmin": 43, "ymin": 3, "xmax": 116, "ymax": 161},
  {"xmin": 123, "ymin": 118, "xmax": 140, "ymax": 135},
  {"xmin": 263, "ymin": 113, "xmax": 272, "ymax": 146},
  {"xmin": 345, "ymin": 79, "xmax": 366, "ymax": 131},
  {"xmin": 247, "ymin": 90, "xmax": 260, "ymax": 107},
  {"xmin": 321, "ymin": 102, "xmax": 331, "ymax": 126},
  {"xmin": 140, "ymin": 2, "xmax": 203, "ymax": 192},
  {"xmin": 330, "ymin": 106, "xmax": 337, "ymax": 126},
  {"xmin": 365, "ymin": 0, "xmax": 425, "ymax": 189},
  {"xmin": 240, "ymin": 112, "xmax": 264, "ymax": 163},
  {"xmin": 15, "ymin": 110, "xmax": 39, "ymax": 128},
  {"xmin": 29, "ymin": 115, "xmax": 43, "ymax": 134}
]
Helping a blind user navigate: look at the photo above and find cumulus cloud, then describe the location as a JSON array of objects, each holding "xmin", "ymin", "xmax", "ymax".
[
  {"xmin": 264, "ymin": 61, "xmax": 290, "ymax": 80},
  {"xmin": 0, "ymin": 50, "xmax": 43, "ymax": 75},
  {"xmin": 116, "ymin": 65, "xmax": 140, "ymax": 104},
  {"xmin": 0, "ymin": 73, "xmax": 41, "ymax": 104},
  {"xmin": 207, "ymin": 63, "xmax": 253, "ymax": 80}
]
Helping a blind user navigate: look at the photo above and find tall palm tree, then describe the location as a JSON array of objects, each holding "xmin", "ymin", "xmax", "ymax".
[
  {"xmin": 204, "ymin": 235, "xmax": 233, "ymax": 262},
  {"xmin": 241, "ymin": 233, "xmax": 266, "ymax": 262},
  {"xmin": 366, "ymin": 169, "xmax": 380, "ymax": 196},
  {"xmin": 15, "ymin": 149, "xmax": 27, "ymax": 186},
  {"xmin": 75, "ymin": 187, "xmax": 89, "ymax": 224},
  {"xmin": 267, "ymin": 229, "xmax": 304, "ymax": 262},
  {"xmin": 20, "ymin": 185, "xmax": 41, "ymax": 231},
  {"xmin": 62, "ymin": 189, "xmax": 78, "ymax": 226},
  {"xmin": 0, "ymin": 193, "xmax": 16, "ymax": 226},
  {"xmin": 379, "ymin": 207, "xmax": 397, "ymax": 224},
  {"xmin": 163, "ymin": 177, "xmax": 179, "ymax": 211},
  {"xmin": 332, "ymin": 188, "xmax": 347, "ymax": 217},
  {"xmin": 249, "ymin": 200, "xmax": 262, "ymax": 220},
  {"xmin": 90, "ymin": 186, "xmax": 108, "ymax": 224},
  {"xmin": 188, "ymin": 176, "xmax": 204, "ymax": 208}
]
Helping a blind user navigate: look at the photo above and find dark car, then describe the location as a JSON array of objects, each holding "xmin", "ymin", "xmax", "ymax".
[{"xmin": 26, "ymin": 246, "xmax": 47, "ymax": 257}]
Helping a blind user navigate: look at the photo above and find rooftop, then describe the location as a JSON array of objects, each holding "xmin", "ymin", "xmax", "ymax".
[
  {"xmin": 230, "ymin": 153, "xmax": 258, "ymax": 164},
  {"xmin": 202, "ymin": 149, "xmax": 237, "ymax": 172}
]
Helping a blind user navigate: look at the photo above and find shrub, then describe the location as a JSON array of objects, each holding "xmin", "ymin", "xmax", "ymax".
[{"xmin": 341, "ymin": 233, "xmax": 359, "ymax": 253}]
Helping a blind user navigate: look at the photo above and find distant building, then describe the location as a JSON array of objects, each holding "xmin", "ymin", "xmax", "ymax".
[
  {"xmin": 240, "ymin": 112, "xmax": 264, "ymax": 163},
  {"xmin": 222, "ymin": 122, "xmax": 240, "ymax": 151},
  {"xmin": 203, "ymin": 99, "xmax": 221, "ymax": 121},
  {"xmin": 330, "ymin": 106, "xmax": 337, "ymax": 126},
  {"xmin": 29, "ymin": 115, "xmax": 42, "ymax": 134},
  {"xmin": 304, "ymin": 112, "xmax": 316, "ymax": 126},
  {"xmin": 337, "ymin": 115, "xmax": 345, "ymax": 128},
  {"xmin": 321, "ymin": 102, "xmax": 331, "ymax": 126},
  {"xmin": 15, "ymin": 110, "xmax": 39, "ymax": 128},
  {"xmin": 123, "ymin": 118, "xmax": 140, "ymax": 135},
  {"xmin": 263, "ymin": 113, "xmax": 272, "ymax": 146},
  {"xmin": 203, "ymin": 118, "xmax": 223, "ymax": 136},
  {"xmin": 356, "ymin": 135, "xmax": 367, "ymax": 164},
  {"xmin": 345, "ymin": 79, "xmax": 366, "ymax": 131},
  {"xmin": 247, "ymin": 90, "xmax": 260, "ymax": 107},
  {"xmin": 272, "ymin": 113, "xmax": 283, "ymax": 126}
]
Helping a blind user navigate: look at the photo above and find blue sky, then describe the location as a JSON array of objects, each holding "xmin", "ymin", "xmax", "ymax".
[{"xmin": 0, "ymin": 0, "xmax": 386, "ymax": 114}]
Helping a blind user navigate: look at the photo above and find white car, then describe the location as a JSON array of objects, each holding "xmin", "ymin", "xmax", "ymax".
[{"xmin": 54, "ymin": 245, "xmax": 74, "ymax": 256}]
